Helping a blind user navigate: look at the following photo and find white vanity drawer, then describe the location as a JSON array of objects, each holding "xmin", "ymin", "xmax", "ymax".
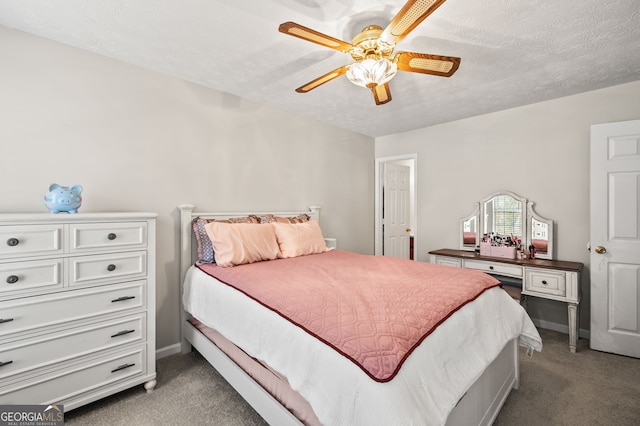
[
  {"xmin": 432, "ymin": 256, "xmax": 462, "ymax": 268},
  {"xmin": 0, "ymin": 259, "xmax": 64, "ymax": 296},
  {"xmin": 0, "ymin": 346, "xmax": 146, "ymax": 404},
  {"xmin": 70, "ymin": 222, "xmax": 147, "ymax": 252},
  {"xmin": 0, "ymin": 314, "xmax": 145, "ymax": 380},
  {"xmin": 0, "ymin": 225, "xmax": 63, "ymax": 259},
  {"xmin": 0, "ymin": 281, "xmax": 145, "ymax": 340},
  {"xmin": 70, "ymin": 251, "xmax": 147, "ymax": 287},
  {"xmin": 463, "ymin": 259, "xmax": 522, "ymax": 278},
  {"xmin": 524, "ymin": 268, "xmax": 566, "ymax": 298}
]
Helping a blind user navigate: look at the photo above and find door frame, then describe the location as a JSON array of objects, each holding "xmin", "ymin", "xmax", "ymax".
[{"xmin": 375, "ymin": 154, "xmax": 418, "ymax": 257}]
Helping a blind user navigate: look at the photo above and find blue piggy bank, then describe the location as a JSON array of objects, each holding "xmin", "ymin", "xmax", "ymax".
[{"xmin": 44, "ymin": 184, "xmax": 83, "ymax": 213}]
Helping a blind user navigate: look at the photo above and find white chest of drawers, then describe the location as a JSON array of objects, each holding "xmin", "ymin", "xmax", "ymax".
[
  {"xmin": 429, "ymin": 249, "xmax": 583, "ymax": 353},
  {"xmin": 0, "ymin": 212, "xmax": 157, "ymax": 411}
]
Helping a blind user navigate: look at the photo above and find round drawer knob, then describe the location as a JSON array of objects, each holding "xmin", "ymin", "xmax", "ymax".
[
  {"xmin": 6, "ymin": 275, "xmax": 19, "ymax": 284},
  {"xmin": 107, "ymin": 233, "xmax": 117, "ymax": 240},
  {"xmin": 489, "ymin": 266, "xmax": 494, "ymax": 270},
  {"xmin": 107, "ymin": 264, "xmax": 117, "ymax": 272},
  {"xmin": 6, "ymin": 238, "xmax": 19, "ymax": 247},
  {"xmin": 542, "ymin": 280, "xmax": 548, "ymax": 285}
]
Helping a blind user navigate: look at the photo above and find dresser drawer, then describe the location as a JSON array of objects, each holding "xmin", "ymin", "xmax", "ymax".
[
  {"xmin": 0, "ymin": 281, "xmax": 145, "ymax": 340},
  {"xmin": 463, "ymin": 259, "xmax": 523, "ymax": 278},
  {"xmin": 0, "ymin": 212, "xmax": 156, "ymax": 409},
  {"xmin": 524, "ymin": 268, "xmax": 566, "ymax": 298},
  {"xmin": 432, "ymin": 256, "xmax": 462, "ymax": 268},
  {"xmin": 0, "ymin": 346, "xmax": 146, "ymax": 404},
  {"xmin": 70, "ymin": 222, "xmax": 147, "ymax": 252},
  {"xmin": 0, "ymin": 225, "xmax": 64, "ymax": 259},
  {"xmin": 0, "ymin": 314, "xmax": 145, "ymax": 380},
  {"xmin": 0, "ymin": 259, "xmax": 64, "ymax": 297},
  {"xmin": 70, "ymin": 251, "xmax": 147, "ymax": 287}
]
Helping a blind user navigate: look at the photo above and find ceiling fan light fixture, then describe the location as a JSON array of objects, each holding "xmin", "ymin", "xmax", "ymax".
[
  {"xmin": 279, "ymin": 0, "xmax": 461, "ymax": 104},
  {"xmin": 346, "ymin": 58, "xmax": 398, "ymax": 88}
]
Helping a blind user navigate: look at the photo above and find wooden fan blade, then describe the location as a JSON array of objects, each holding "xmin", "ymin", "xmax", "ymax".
[
  {"xmin": 279, "ymin": 22, "xmax": 353, "ymax": 53},
  {"xmin": 380, "ymin": 0, "xmax": 449, "ymax": 45},
  {"xmin": 395, "ymin": 51, "xmax": 460, "ymax": 77},
  {"xmin": 295, "ymin": 66, "xmax": 350, "ymax": 93},
  {"xmin": 372, "ymin": 83, "xmax": 392, "ymax": 105}
]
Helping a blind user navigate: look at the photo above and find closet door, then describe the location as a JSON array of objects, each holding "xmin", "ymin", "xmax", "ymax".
[
  {"xmin": 383, "ymin": 162, "xmax": 411, "ymax": 259},
  {"xmin": 590, "ymin": 119, "xmax": 640, "ymax": 358}
]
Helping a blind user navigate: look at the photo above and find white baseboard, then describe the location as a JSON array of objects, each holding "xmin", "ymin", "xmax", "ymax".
[
  {"xmin": 532, "ymin": 318, "xmax": 590, "ymax": 339},
  {"xmin": 156, "ymin": 343, "xmax": 182, "ymax": 360}
]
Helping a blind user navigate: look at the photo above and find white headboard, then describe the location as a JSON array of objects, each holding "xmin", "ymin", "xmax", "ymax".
[{"xmin": 178, "ymin": 204, "xmax": 321, "ymax": 282}]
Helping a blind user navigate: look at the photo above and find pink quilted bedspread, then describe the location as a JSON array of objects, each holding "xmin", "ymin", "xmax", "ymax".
[{"xmin": 197, "ymin": 250, "xmax": 500, "ymax": 382}]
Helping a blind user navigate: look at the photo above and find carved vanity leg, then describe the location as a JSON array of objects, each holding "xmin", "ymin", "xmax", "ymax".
[
  {"xmin": 145, "ymin": 379, "xmax": 157, "ymax": 393},
  {"xmin": 567, "ymin": 303, "xmax": 578, "ymax": 353}
]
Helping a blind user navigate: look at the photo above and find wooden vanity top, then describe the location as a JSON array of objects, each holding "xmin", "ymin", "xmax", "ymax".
[{"xmin": 429, "ymin": 249, "xmax": 583, "ymax": 273}]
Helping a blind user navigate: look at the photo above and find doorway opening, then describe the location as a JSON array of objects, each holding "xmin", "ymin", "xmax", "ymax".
[{"xmin": 374, "ymin": 154, "xmax": 417, "ymax": 258}]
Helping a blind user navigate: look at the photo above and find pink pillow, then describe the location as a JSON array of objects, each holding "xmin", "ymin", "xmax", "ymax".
[
  {"xmin": 273, "ymin": 220, "xmax": 328, "ymax": 258},
  {"xmin": 204, "ymin": 222, "xmax": 280, "ymax": 267}
]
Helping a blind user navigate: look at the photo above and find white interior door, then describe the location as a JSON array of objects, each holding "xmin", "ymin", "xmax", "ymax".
[
  {"xmin": 383, "ymin": 163, "xmax": 411, "ymax": 258},
  {"xmin": 590, "ymin": 119, "xmax": 640, "ymax": 358}
]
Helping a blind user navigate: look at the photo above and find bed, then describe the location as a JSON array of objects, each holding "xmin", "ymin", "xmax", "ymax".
[{"xmin": 178, "ymin": 204, "xmax": 542, "ymax": 426}]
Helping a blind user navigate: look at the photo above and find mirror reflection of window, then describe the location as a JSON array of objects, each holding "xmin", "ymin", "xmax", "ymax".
[
  {"xmin": 485, "ymin": 195, "xmax": 522, "ymax": 237},
  {"xmin": 463, "ymin": 218, "xmax": 473, "ymax": 232},
  {"xmin": 531, "ymin": 218, "xmax": 549, "ymax": 254}
]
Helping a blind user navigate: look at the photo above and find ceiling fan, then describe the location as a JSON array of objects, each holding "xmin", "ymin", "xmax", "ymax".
[{"xmin": 278, "ymin": 0, "xmax": 461, "ymax": 105}]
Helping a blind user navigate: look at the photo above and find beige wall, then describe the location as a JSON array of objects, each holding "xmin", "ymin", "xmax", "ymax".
[
  {"xmin": 376, "ymin": 80, "xmax": 640, "ymax": 332},
  {"xmin": 0, "ymin": 27, "xmax": 375, "ymax": 352}
]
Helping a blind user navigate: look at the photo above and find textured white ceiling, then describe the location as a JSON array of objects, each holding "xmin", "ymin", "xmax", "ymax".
[{"xmin": 1, "ymin": 0, "xmax": 639, "ymax": 137}]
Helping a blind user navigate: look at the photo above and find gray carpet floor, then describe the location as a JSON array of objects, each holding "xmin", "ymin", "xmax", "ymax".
[{"xmin": 65, "ymin": 328, "xmax": 639, "ymax": 425}]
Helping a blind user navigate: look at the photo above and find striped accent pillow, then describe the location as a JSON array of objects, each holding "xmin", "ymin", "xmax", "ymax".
[{"xmin": 192, "ymin": 216, "xmax": 257, "ymax": 264}]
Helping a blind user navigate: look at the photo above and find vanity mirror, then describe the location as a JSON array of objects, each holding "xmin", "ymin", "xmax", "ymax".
[
  {"xmin": 459, "ymin": 191, "xmax": 554, "ymax": 259},
  {"xmin": 482, "ymin": 192, "xmax": 525, "ymax": 241},
  {"xmin": 528, "ymin": 201, "xmax": 554, "ymax": 259},
  {"xmin": 459, "ymin": 202, "xmax": 480, "ymax": 249}
]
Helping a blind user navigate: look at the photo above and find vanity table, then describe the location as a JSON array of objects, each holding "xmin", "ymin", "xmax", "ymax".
[
  {"xmin": 437, "ymin": 191, "xmax": 583, "ymax": 352},
  {"xmin": 429, "ymin": 249, "xmax": 582, "ymax": 352}
]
